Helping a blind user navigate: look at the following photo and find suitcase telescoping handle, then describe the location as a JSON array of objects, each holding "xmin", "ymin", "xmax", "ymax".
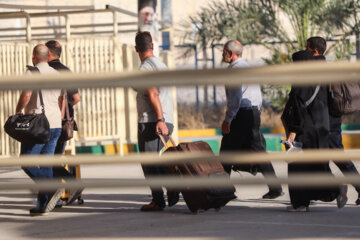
[{"xmin": 158, "ymin": 134, "xmax": 176, "ymax": 150}]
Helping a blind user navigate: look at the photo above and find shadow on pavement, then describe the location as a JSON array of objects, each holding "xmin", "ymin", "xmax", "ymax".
[
  {"xmin": 1, "ymin": 193, "xmax": 359, "ymax": 239},
  {"xmin": 0, "ymin": 168, "xmax": 22, "ymax": 174}
]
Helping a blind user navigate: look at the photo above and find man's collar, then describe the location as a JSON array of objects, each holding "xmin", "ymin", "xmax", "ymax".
[
  {"xmin": 48, "ymin": 58, "xmax": 60, "ymax": 63},
  {"xmin": 229, "ymin": 57, "xmax": 244, "ymax": 67},
  {"xmin": 35, "ymin": 62, "xmax": 49, "ymax": 67}
]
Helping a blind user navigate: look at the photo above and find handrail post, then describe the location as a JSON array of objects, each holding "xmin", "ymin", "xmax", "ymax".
[
  {"xmin": 112, "ymin": 10, "xmax": 125, "ymax": 156},
  {"xmin": 25, "ymin": 12, "xmax": 32, "ymax": 65},
  {"xmin": 65, "ymin": 14, "xmax": 73, "ymax": 68}
]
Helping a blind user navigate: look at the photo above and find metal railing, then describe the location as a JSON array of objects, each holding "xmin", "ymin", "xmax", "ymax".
[
  {"xmin": 0, "ymin": 37, "xmax": 177, "ymax": 156},
  {"xmin": 0, "ymin": 61, "xmax": 360, "ymax": 189}
]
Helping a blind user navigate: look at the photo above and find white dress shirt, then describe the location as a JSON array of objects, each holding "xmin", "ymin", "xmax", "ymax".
[{"xmin": 224, "ymin": 58, "xmax": 262, "ymax": 123}]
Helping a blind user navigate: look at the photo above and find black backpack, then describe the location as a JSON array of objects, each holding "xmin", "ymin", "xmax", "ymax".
[{"xmin": 328, "ymin": 83, "xmax": 360, "ymax": 117}]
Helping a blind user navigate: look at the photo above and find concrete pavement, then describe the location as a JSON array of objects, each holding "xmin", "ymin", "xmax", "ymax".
[{"xmin": 1, "ymin": 162, "xmax": 360, "ymax": 240}]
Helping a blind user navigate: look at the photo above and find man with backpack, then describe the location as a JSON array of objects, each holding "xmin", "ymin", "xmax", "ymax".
[{"xmin": 307, "ymin": 36, "xmax": 360, "ymax": 205}]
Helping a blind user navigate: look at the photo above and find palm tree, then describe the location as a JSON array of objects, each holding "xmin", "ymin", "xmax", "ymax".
[
  {"xmin": 181, "ymin": 0, "xmax": 357, "ymax": 109},
  {"xmin": 183, "ymin": 0, "xmax": 355, "ymax": 63}
]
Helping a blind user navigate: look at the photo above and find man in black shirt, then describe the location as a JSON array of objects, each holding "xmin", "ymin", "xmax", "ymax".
[
  {"xmin": 307, "ymin": 37, "xmax": 360, "ymax": 205},
  {"xmin": 46, "ymin": 40, "xmax": 81, "ymax": 204},
  {"xmin": 46, "ymin": 40, "xmax": 80, "ymax": 120}
]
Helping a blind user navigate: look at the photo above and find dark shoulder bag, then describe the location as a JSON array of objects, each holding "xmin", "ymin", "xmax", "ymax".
[
  {"xmin": 59, "ymin": 91, "xmax": 77, "ymax": 142},
  {"xmin": 4, "ymin": 90, "xmax": 50, "ymax": 144}
]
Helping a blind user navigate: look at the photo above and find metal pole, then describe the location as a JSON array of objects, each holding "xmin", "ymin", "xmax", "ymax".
[
  {"xmin": 161, "ymin": 0, "xmax": 172, "ymax": 51},
  {"xmin": 202, "ymin": 41, "xmax": 208, "ymax": 106},
  {"xmin": 211, "ymin": 44, "xmax": 217, "ymax": 106},
  {"xmin": 25, "ymin": 13, "xmax": 32, "ymax": 65},
  {"xmin": 356, "ymin": 32, "xmax": 360, "ymax": 60},
  {"xmin": 113, "ymin": 11, "xmax": 118, "ymax": 38},
  {"xmin": 194, "ymin": 45, "xmax": 199, "ymax": 111},
  {"xmin": 194, "ymin": 45, "xmax": 198, "ymax": 70},
  {"xmin": 26, "ymin": 14, "xmax": 31, "ymax": 42},
  {"xmin": 65, "ymin": 15, "xmax": 72, "ymax": 68},
  {"xmin": 65, "ymin": 15, "xmax": 71, "ymax": 41},
  {"xmin": 0, "ymin": 3, "xmax": 94, "ymax": 10}
]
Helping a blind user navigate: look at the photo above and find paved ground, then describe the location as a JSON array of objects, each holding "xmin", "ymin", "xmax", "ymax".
[{"xmin": 1, "ymin": 162, "xmax": 360, "ymax": 240}]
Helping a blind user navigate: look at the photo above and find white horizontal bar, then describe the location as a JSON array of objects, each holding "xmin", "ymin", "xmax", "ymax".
[
  {"xmin": 0, "ymin": 150, "xmax": 359, "ymax": 167},
  {"xmin": 1, "ymin": 175, "xmax": 360, "ymax": 191},
  {"xmin": 0, "ymin": 3, "xmax": 94, "ymax": 10},
  {"xmin": 1, "ymin": 61, "xmax": 360, "ymax": 90}
]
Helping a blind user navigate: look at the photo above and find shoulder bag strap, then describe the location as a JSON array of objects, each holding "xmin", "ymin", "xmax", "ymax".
[
  {"xmin": 38, "ymin": 90, "xmax": 45, "ymax": 114},
  {"xmin": 305, "ymin": 85, "xmax": 320, "ymax": 107},
  {"xmin": 329, "ymin": 83, "xmax": 334, "ymax": 98},
  {"xmin": 61, "ymin": 90, "xmax": 70, "ymax": 120},
  {"xmin": 65, "ymin": 95, "xmax": 71, "ymax": 120},
  {"xmin": 26, "ymin": 65, "xmax": 40, "ymax": 72}
]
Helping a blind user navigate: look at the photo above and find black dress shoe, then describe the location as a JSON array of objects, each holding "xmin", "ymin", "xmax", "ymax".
[
  {"xmin": 140, "ymin": 202, "xmax": 164, "ymax": 212},
  {"xmin": 262, "ymin": 190, "xmax": 285, "ymax": 199},
  {"xmin": 355, "ymin": 193, "xmax": 360, "ymax": 205},
  {"xmin": 167, "ymin": 191, "xmax": 180, "ymax": 207},
  {"xmin": 336, "ymin": 185, "xmax": 348, "ymax": 209}
]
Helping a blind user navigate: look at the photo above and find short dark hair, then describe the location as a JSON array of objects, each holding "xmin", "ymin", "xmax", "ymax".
[
  {"xmin": 307, "ymin": 37, "xmax": 327, "ymax": 55},
  {"xmin": 135, "ymin": 31, "xmax": 153, "ymax": 52},
  {"xmin": 45, "ymin": 40, "xmax": 62, "ymax": 57}
]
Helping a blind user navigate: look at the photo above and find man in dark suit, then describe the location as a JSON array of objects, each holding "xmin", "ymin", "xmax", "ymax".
[{"xmin": 307, "ymin": 36, "xmax": 360, "ymax": 205}]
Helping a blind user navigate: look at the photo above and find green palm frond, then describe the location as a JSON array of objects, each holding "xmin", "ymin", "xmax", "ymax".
[{"xmin": 182, "ymin": 0, "xmax": 358, "ymax": 62}]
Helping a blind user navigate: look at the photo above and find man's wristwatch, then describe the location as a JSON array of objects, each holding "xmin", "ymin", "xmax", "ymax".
[{"xmin": 157, "ymin": 118, "xmax": 165, "ymax": 122}]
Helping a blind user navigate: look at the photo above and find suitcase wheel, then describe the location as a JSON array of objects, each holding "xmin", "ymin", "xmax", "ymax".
[{"xmin": 77, "ymin": 197, "xmax": 84, "ymax": 205}]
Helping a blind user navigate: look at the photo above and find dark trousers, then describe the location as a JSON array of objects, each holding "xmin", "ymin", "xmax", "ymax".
[
  {"xmin": 53, "ymin": 139, "xmax": 74, "ymax": 179},
  {"xmin": 220, "ymin": 108, "xmax": 282, "ymax": 192},
  {"xmin": 329, "ymin": 116, "xmax": 360, "ymax": 194},
  {"xmin": 138, "ymin": 122, "xmax": 174, "ymax": 207}
]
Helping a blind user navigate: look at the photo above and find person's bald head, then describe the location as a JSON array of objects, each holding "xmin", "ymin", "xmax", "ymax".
[
  {"xmin": 223, "ymin": 40, "xmax": 243, "ymax": 63},
  {"xmin": 32, "ymin": 44, "xmax": 49, "ymax": 65}
]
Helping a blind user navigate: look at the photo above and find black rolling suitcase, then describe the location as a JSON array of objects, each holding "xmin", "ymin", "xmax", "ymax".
[{"xmin": 160, "ymin": 135, "xmax": 236, "ymax": 213}]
